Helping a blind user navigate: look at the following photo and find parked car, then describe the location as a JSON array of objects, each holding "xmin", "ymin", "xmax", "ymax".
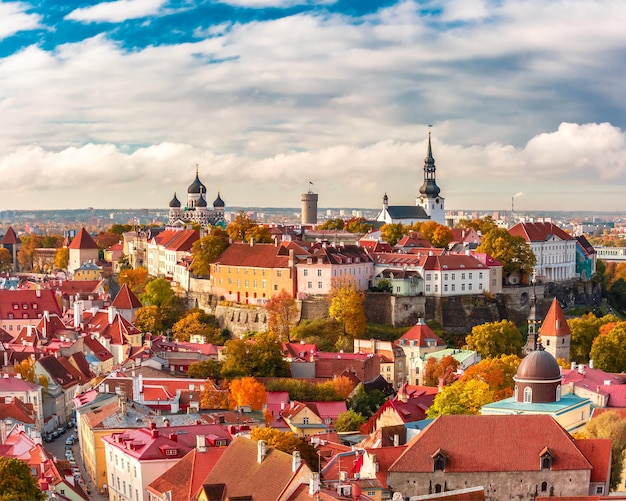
[{"xmin": 65, "ymin": 436, "xmax": 74, "ymax": 446}]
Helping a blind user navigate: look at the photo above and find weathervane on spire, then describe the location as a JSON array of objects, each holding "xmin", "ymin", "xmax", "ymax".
[{"xmin": 428, "ymin": 124, "xmax": 433, "ymax": 135}]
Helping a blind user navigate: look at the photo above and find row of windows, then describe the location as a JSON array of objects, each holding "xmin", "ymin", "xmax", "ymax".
[
  {"xmin": 12, "ymin": 303, "xmax": 39, "ymax": 310},
  {"xmin": 425, "ymin": 283, "xmax": 483, "ymax": 292},
  {"xmin": 426, "ymin": 272, "xmax": 483, "ymax": 281},
  {"xmin": 303, "ymin": 269, "xmax": 323, "ymax": 276}
]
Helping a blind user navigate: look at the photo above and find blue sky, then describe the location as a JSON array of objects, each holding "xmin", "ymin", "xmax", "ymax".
[{"xmin": 0, "ymin": 0, "xmax": 625, "ymax": 212}]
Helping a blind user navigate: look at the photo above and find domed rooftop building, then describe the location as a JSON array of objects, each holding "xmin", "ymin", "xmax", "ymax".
[
  {"xmin": 167, "ymin": 165, "xmax": 226, "ymax": 227},
  {"xmin": 513, "ymin": 349, "xmax": 563, "ymax": 404}
]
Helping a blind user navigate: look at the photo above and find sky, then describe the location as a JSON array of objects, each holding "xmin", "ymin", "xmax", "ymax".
[{"xmin": 0, "ymin": 0, "xmax": 625, "ymax": 212}]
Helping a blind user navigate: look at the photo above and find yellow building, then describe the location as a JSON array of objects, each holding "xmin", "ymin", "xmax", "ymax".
[
  {"xmin": 210, "ymin": 242, "xmax": 296, "ymax": 304},
  {"xmin": 280, "ymin": 401, "xmax": 327, "ymax": 437},
  {"xmin": 73, "ymin": 261, "xmax": 103, "ymax": 280}
]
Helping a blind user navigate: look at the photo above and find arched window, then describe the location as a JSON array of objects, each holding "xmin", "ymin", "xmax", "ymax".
[
  {"xmin": 434, "ymin": 458, "xmax": 445, "ymax": 471},
  {"xmin": 524, "ymin": 387, "xmax": 532, "ymax": 403},
  {"xmin": 435, "ymin": 484, "xmax": 442, "ymax": 493},
  {"xmin": 556, "ymin": 385, "xmax": 561, "ymax": 401},
  {"xmin": 541, "ymin": 482, "xmax": 548, "ymax": 492},
  {"xmin": 514, "ymin": 385, "xmax": 518, "ymax": 400}
]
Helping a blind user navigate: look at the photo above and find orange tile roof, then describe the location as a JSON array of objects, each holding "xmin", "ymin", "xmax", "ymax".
[
  {"xmin": 0, "ymin": 289, "xmax": 62, "ymax": 319},
  {"xmin": 399, "ymin": 321, "xmax": 445, "ymax": 347},
  {"xmin": 0, "ymin": 227, "xmax": 20, "ymax": 245},
  {"xmin": 576, "ymin": 438, "xmax": 612, "ymax": 483},
  {"xmin": 213, "ymin": 242, "xmax": 291, "ymax": 269},
  {"xmin": 112, "ymin": 283, "xmax": 142, "ymax": 309},
  {"xmin": 540, "ymin": 298, "xmax": 572, "ymax": 337},
  {"xmin": 509, "ymin": 221, "xmax": 575, "ymax": 242}
]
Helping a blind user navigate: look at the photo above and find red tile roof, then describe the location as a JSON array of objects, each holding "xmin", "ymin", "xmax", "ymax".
[
  {"xmin": 399, "ymin": 321, "xmax": 445, "ymax": 347},
  {"xmin": 540, "ymin": 298, "xmax": 572, "ymax": 337},
  {"xmin": 0, "ymin": 226, "xmax": 20, "ymax": 245},
  {"xmin": 575, "ymin": 439, "xmax": 612, "ymax": 483},
  {"xmin": 389, "ymin": 415, "xmax": 593, "ymax": 474},
  {"xmin": 0, "ymin": 289, "xmax": 62, "ymax": 320},
  {"xmin": 68, "ymin": 228, "xmax": 99, "ymax": 249},
  {"xmin": 112, "ymin": 283, "xmax": 142, "ymax": 309},
  {"xmin": 213, "ymin": 242, "xmax": 291, "ymax": 269},
  {"xmin": 423, "ymin": 254, "xmax": 486, "ymax": 271},
  {"xmin": 509, "ymin": 221, "xmax": 575, "ymax": 242}
]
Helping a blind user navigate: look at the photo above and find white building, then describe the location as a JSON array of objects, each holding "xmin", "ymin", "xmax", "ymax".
[{"xmin": 422, "ymin": 254, "xmax": 492, "ymax": 296}]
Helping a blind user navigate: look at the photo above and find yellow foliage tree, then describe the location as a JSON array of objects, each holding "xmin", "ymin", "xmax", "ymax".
[
  {"xmin": 328, "ymin": 277, "xmax": 366, "ymax": 338},
  {"xmin": 119, "ymin": 267, "xmax": 149, "ymax": 296},
  {"xmin": 14, "ymin": 358, "xmax": 36, "ymax": 383},
  {"xmin": 199, "ymin": 380, "xmax": 230, "ymax": 409},
  {"xmin": 54, "ymin": 247, "xmax": 69, "ymax": 270},
  {"xmin": 265, "ymin": 289, "xmax": 299, "ymax": 342},
  {"xmin": 0, "ymin": 248, "xmax": 12, "ymax": 273},
  {"xmin": 229, "ymin": 377, "xmax": 267, "ymax": 411}
]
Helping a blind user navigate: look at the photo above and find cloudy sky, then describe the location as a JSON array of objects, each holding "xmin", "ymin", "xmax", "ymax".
[{"xmin": 0, "ymin": 0, "xmax": 625, "ymax": 212}]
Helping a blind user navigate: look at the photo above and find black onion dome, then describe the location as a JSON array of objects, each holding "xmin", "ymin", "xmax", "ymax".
[
  {"xmin": 515, "ymin": 350, "xmax": 562, "ymax": 381},
  {"xmin": 419, "ymin": 134, "xmax": 441, "ymax": 197},
  {"xmin": 213, "ymin": 192, "xmax": 225, "ymax": 208},
  {"xmin": 169, "ymin": 192, "xmax": 181, "ymax": 208},
  {"xmin": 187, "ymin": 168, "xmax": 207, "ymax": 194},
  {"xmin": 196, "ymin": 195, "xmax": 208, "ymax": 207}
]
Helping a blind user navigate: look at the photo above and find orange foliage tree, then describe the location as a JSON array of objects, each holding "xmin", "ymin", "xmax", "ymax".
[
  {"xmin": 265, "ymin": 289, "xmax": 299, "ymax": 342},
  {"xmin": 119, "ymin": 267, "xmax": 149, "ymax": 295},
  {"xmin": 199, "ymin": 380, "xmax": 230, "ymax": 409},
  {"xmin": 459, "ymin": 354, "xmax": 520, "ymax": 401},
  {"xmin": 424, "ymin": 355, "xmax": 460, "ymax": 387},
  {"xmin": 229, "ymin": 377, "xmax": 267, "ymax": 411}
]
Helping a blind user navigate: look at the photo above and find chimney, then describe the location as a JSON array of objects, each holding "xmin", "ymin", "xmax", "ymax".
[
  {"xmin": 393, "ymin": 434, "xmax": 399, "ymax": 447},
  {"xmin": 257, "ymin": 440, "xmax": 266, "ymax": 463},
  {"xmin": 309, "ymin": 473, "xmax": 320, "ymax": 495},
  {"xmin": 108, "ymin": 306, "xmax": 116, "ymax": 325},
  {"xmin": 196, "ymin": 435, "xmax": 207, "ymax": 453},
  {"xmin": 589, "ymin": 359, "xmax": 594, "ymax": 369},
  {"xmin": 36, "ymin": 289, "xmax": 41, "ymax": 298},
  {"xmin": 73, "ymin": 301, "xmax": 83, "ymax": 329},
  {"xmin": 292, "ymin": 450, "xmax": 302, "ymax": 472}
]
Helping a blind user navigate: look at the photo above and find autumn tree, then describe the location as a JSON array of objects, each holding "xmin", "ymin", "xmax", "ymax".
[
  {"xmin": 419, "ymin": 221, "xmax": 453, "ymax": 248},
  {"xmin": 199, "ymin": 380, "xmax": 230, "ymax": 409},
  {"xmin": 335, "ymin": 410, "xmax": 367, "ymax": 432},
  {"xmin": 579, "ymin": 410, "xmax": 626, "ymax": 490},
  {"xmin": 319, "ymin": 218, "xmax": 345, "ymax": 230},
  {"xmin": 0, "ymin": 248, "xmax": 12, "ymax": 273},
  {"xmin": 221, "ymin": 332, "xmax": 289, "ymax": 378},
  {"xmin": 96, "ymin": 231, "xmax": 120, "ymax": 249},
  {"xmin": 250, "ymin": 428, "xmax": 318, "ymax": 469},
  {"xmin": 189, "ymin": 229, "xmax": 230, "ymax": 277},
  {"xmin": 265, "ymin": 376, "xmax": 353, "ymax": 402},
  {"xmin": 17, "ymin": 234, "xmax": 39, "ymax": 271},
  {"xmin": 0, "ymin": 456, "xmax": 46, "ymax": 501},
  {"xmin": 109, "ymin": 224, "xmax": 134, "ymax": 235},
  {"xmin": 229, "ymin": 377, "xmax": 267, "ymax": 410},
  {"xmin": 246, "ymin": 225, "xmax": 273, "ymax": 243},
  {"xmin": 426, "ymin": 379, "xmax": 495, "ymax": 418},
  {"xmin": 133, "ymin": 306, "xmax": 164, "ymax": 333},
  {"xmin": 466, "ymin": 320, "xmax": 524, "ymax": 359},
  {"xmin": 568, "ymin": 313, "xmax": 618, "ymax": 363},
  {"xmin": 141, "ymin": 278, "xmax": 175, "ymax": 308},
  {"xmin": 476, "ymin": 228, "xmax": 536, "ymax": 278},
  {"xmin": 345, "ymin": 218, "xmax": 373, "ymax": 234},
  {"xmin": 381, "ymin": 223, "xmax": 404, "ymax": 246},
  {"xmin": 424, "ymin": 355, "xmax": 460, "ymax": 387},
  {"xmin": 456, "ymin": 216, "xmax": 498, "ymax": 236},
  {"xmin": 227, "ymin": 211, "xmax": 257, "ymax": 242},
  {"xmin": 187, "ymin": 360, "xmax": 223, "ymax": 380},
  {"xmin": 266, "ymin": 289, "xmax": 299, "ymax": 342},
  {"xmin": 459, "ymin": 354, "xmax": 520, "ymax": 400},
  {"xmin": 14, "ymin": 358, "xmax": 36, "ymax": 383},
  {"xmin": 590, "ymin": 321, "xmax": 626, "ymax": 373},
  {"xmin": 119, "ymin": 267, "xmax": 149, "ymax": 295},
  {"xmin": 54, "ymin": 247, "xmax": 69, "ymax": 270},
  {"xmin": 290, "ymin": 318, "xmax": 344, "ymax": 352},
  {"xmin": 329, "ymin": 277, "xmax": 366, "ymax": 339},
  {"xmin": 172, "ymin": 311, "xmax": 225, "ymax": 344}
]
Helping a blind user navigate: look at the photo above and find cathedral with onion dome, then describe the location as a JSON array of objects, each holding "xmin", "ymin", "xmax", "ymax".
[{"xmin": 168, "ymin": 165, "xmax": 226, "ymax": 227}]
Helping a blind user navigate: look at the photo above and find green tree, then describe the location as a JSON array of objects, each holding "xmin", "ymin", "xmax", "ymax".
[
  {"xmin": 319, "ymin": 218, "xmax": 345, "ymax": 230},
  {"xmin": 0, "ymin": 248, "xmax": 12, "ymax": 273},
  {"xmin": 290, "ymin": 318, "xmax": 344, "ymax": 352},
  {"xmin": 381, "ymin": 223, "xmax": 404, "ymax": 246},
  {"xmin": 133, "ymin": 306, "xmax": 164, "ymax": 333},
  {"xmin": 329, "ymin": 277, "xmax": 366, "ymax": 338},
  {"xmin": 466, "ymin": 320, "xmax": 524, "ymax": 359},
  {"xmin": 246, "ymin": 225, "xmax": 273, "ymax": 243},
  {"xmin": 0, "ymin": 456, "xmax": 45, "ymax": 501},
  {"xmin": 189, "ymin": 230, "xmax": 230, "ymax": 276},
  {"xmin": 335, "ymin": 410, "xmax": 367, "ymax": 432},
  {"xmin": 424, "ymin": 355, "xmax": 460, "ymax": 387},
  {"xmin": 476, "ymin": 228, "xmax": 536, "ymax": 278},
  {"xmin": 266, "ymin": 289, "xmax": 299, "ymax": 342},
  {"xmin": 109, "ymin": 224, "xmax": 133, "ymax": 235},
  {"xmin": 54, "ymin": 247, "xmax": 69, "ymax": 270},
  {"xmin": 348, "ymin": 384, "xmax": 386, "ymax": 417},
  {"xmin": 221, "ymin": 332, "xmax": 289, "ymax": 378},
  {"xmin": 187, "ymin": 360, "xmax": 223, "ymax": 379},
  {"xmin": 609, "ymin": 278, "xmax": 626, "ymax": 313},
  {"xmin": 227, "ymin": 211, "xmax": 257, "ymax": 242},
  {"xmin": 459, "ymin": 354, "xmax": 520, "ymax": 400},
  {"xmin": 141, "ymin": 278, "xmax": 175, "ymax": 308},
  {"xmin": 426, "ymin": 379, "xmax": 495, "ymax": 418},
  {"xmin": 579, "ymin": 410, "xmax": 626, "ymax": 491},
  {"xmin": 590, "ymin": 321, "xmax": 626, "ymax": 373},
  {"xmin": 117, "ymin": 253, "xmax": 131, "ymax": 271}
]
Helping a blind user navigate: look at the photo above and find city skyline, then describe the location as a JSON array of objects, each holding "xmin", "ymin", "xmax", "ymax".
[{"xmin": 1, "ymin": 0, "xmax": 625, "ymax": 212}]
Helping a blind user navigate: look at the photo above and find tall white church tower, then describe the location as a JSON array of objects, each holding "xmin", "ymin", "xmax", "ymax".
[{"xmin": 416, "ymin": 132, "xmax": 445, "ymax": 225}]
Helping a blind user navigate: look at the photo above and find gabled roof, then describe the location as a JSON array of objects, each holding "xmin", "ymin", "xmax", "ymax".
[
  {"xmin": 396, "ymin": 235, "xmax": 432, "ymax": 248},
  {"xmin": 509, "ymin": 222, "xmax": 575, "ymax": 243},
  {"xmin": 423, "ymin": 254, "xmax": 486, "ymax": 271},
  {"xmin": 0, "ymin": 289, "xmax": 62, "ymax": 319},
  {"xmin": 112, "ymin": 283, "xmax": 143, "ymax": 309},
  {"xmin": 0, "ymin": 226, "xmax": 20, "ymax": 245},
  {"xmin": 385, "ymin": 206, "xmax": 429, "ymax": 219},
  {"xmin": 68, "ymin": 228, "xmax": 99, "ymax": 250},
  {"xmin": 0, "ymin": 396, "xmax": 36, "ymax": 424},
  {"xmin": 213, "ymin": 243, "xmax": 291, "ymax": 269},
  {"xmin": 540, "ymin": 298, "xmax": 571, "ymax": 338},
  {"xmin": 389, "ymin": 415, "xmax": 593, "ymax": 473},
  {"xmin": 201, "ymin": 436, "xmax": 307, "ymax": 501},
  {"xmin": 575, "ymin": 438, "xmax": 612, "ymax": 483},
  {"xmin": 399, "ymin": 320, "xmax": 445, "ymax": 348},
  {"xmin": 38, "ymin": 355, "xmax": 82, "ymax": 389}
]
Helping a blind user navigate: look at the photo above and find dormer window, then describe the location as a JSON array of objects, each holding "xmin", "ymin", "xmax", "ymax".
[
  {"xmin": 432, "ymin": 449, "xmax": 446, "ymax": 472},
  {"xmin": 540, "ymin": 448, "xmax": 553, "ymax": 470}
]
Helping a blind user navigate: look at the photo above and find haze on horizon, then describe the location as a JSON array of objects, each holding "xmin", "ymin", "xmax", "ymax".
[{"xmin": 1, "ymin": 0, "xmax": 625, "ymax": 213}]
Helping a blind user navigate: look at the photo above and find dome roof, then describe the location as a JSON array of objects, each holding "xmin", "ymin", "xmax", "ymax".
[
  {"xmin": 213, "ymin": 192, "xmax": 225, "ymax": 208},
  {"xmin": 196, "ymin": 195, "xmax": 208, "ymax": 207},
  {"xmin": 169, "ymin": 192, "xmax": 181, "ymax": 208},
  {"xmin": 187, "ymin": 167, "xmax": 207, "ymax": 194},
  {"xmin": 515, "ymin": 350, "xmax": 562, "ymax": 381}
]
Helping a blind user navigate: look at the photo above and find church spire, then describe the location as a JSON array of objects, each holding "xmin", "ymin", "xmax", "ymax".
[{"xmin": 419, "ymin": 130, "xmax": 441, "ymax": 198}]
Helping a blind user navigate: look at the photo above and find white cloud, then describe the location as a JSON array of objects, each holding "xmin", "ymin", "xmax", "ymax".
[
  {"xmin": 65, "ymin": 0, "xmax": 169, "ymax": 23},
  {"xmin": 0, "ymin": 2, "xmax": 42, "ymax": 40},
  {"xmin": 215, "ymin": 0, "xmax": 334, "ymax": 8}
]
